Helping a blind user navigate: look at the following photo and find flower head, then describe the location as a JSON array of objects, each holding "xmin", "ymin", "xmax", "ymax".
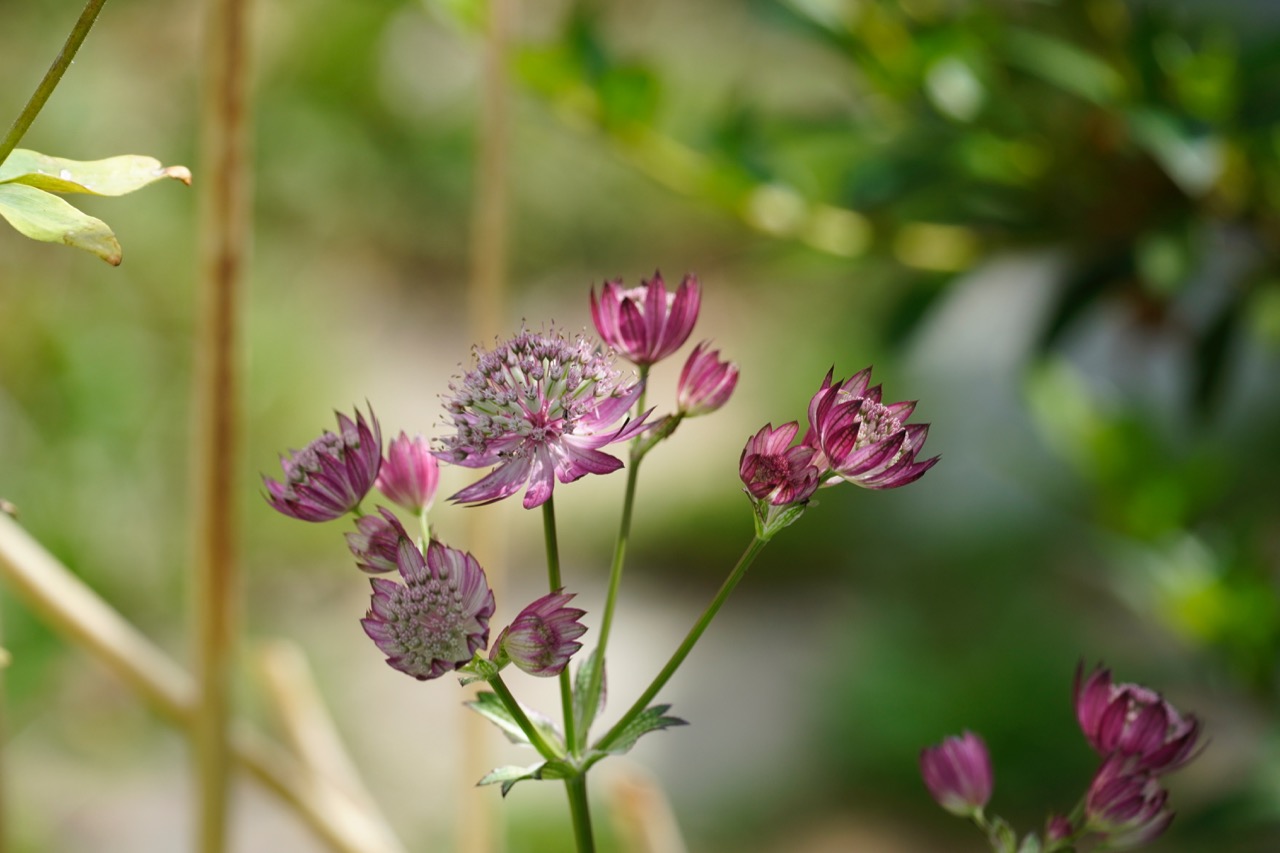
[
  {"xmin": 920, "ymin": 731, "xmax": 994, "ymax": 817},
  {"xmin": 361, "ymin": 538, "xmax": 495, "ymax": 680},
  {"xmin": 677, "ymin": 342, "xmax": 739, "ymax": 417},
  {"xmin": 376, "ymin": 432, "xmax": 440, "ymax": 515},
  {"xmin": 345, "ymin": 507, "xmax": 410, "ymax": 574},
  {"xmin": 1074, "ymin": 663, "xmax": 1201, "ymax": 775},
  {"xmin": 739, "ymin": 422, "xmax": 820, "ymax": 506},
  {"xmin": 264, "ymin": 407, "xmax": 382, "ymax": 522},
  {"xmin": 491, "ymin": 590, "xmax": 588, "ymax": 677},
  {"xmin": 590, "ymin": 271, "xmax": 700, "ymax": 366},
  {"xmin": 1084, "ymin": 755, "xmax": 1174, "ymax": 848},
  {"xmin": 436, "ymin": 327, "xmax": 650, "ymax": 509},
  {"xmin": 804, "ymin": 368, "xmax": 938, "ymax": 489}
]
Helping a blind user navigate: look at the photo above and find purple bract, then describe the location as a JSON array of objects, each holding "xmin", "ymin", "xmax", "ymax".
[
  {"xmin": 739, "ymin": 421, "xmax": 820, "ymax": 506},
  {"xmin": 345, "ymin": 507, "xmax": 410, "ymax": 574},
  {"xmin": 361, "ymin": 538, "xmax": 495, "ymax": 681},
  {"xmin": 677, "ymin": 341, "xmax": 739, "ymax": 417},
  {"xmin": 376, "ymin": 432, "xmax": 440, "ymax": 515},
  {"xmin": 264, "ymin": 407, "xmax": 382, "ymax": 522},
  {"xmin": 492, "ymin": 590, "xmax": 588, "ymax": 677},
  {"xmin": 920, "ymin": 731, "xmax": 994, "ymax": 817},
  {"xmin": 1084, "ymin": 754, "xmax": 1174, "ymax": 848},
  {"xmin": 1074, "ymin": 663, "xmax": 1201, "ymax": 775},
  {"xmin": 590, "ymin": 271, "xmax": 700, "ymax": 367},
  {"xmin": 436, "ymin": 328, "xmax": 650, "ymax": 509}
]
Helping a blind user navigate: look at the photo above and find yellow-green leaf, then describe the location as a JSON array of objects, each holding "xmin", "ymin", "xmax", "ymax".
[
  {"xmin": 0, "ymin": 149, "xmax": 191, "ymax": 196},
  {"xmin": 0, "ymin": 183, "xmax": 122, "ymax": 264}
]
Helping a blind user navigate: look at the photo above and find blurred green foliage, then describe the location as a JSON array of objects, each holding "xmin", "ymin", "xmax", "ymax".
[{"xmin": 2, "ymin": 0, "xmax": 1279, "ymax": 850}]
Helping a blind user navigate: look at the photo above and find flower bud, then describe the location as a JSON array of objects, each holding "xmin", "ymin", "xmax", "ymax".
[
  {"xmin": 491, "ymin": 591, "xmax": 587, "ymax": 677},
  {"xmin": 920, "ymin": 731, "xmax": 993, "ymax": 817},
  {"xmin": 677, "ymin": 342, "xmax": 738, "ymax": 417},
  {"xmin": 376, "ymin": 432, "xmax": 440, "ymax": 514}
]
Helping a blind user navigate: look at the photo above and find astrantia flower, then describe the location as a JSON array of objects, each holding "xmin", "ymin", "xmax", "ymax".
[
  {"xmin": 590, "ymin": 271, "xmax": 700, "ymax": 366},
  {"xmin": 1084, "ymin": 755, "xmax": 1174, "ymax": 848},
  {"xmin": 677, "ymin": 342, "xmax": 739, "ymax": 417},
  {"xmin": 739, "ymin": 421, "xmax": 820, "ymax": 506},
  {"xmin": 1074, "ymin": 663, "xmax": 1201, "ymax": 775},
  {"xmin": 920, "ymin": 731, "xmax": 993, "ymax": 817},
  {"xmin": 376, "ymin": 432, "xmax": 439, "ymax": 514},
  {"xmin": 361, "ymin": 538, "xmax": 495, "ymax": 681},
  {"xmin": 264, "ymin": 407, "xmax": 382, "ymax": 522},
  {"xmin": 491, "ymin": 590, "xmax": 588, "ymax": 677},
  {"xmin": 436, "ymin": 327, "xmax": 651, "ymax": 509},
  {"xmin": 804, "ymin": 367, "xmax": 938, "ymax": 490},
  {"xmin": 345, "ymin": 507, "xmax": 410, "ymax": 574}
]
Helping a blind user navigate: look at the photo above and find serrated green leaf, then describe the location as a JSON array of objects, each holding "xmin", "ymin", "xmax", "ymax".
[
  {"xmin": 572, "ymin": 648, "xmax": 606, "ymax": 737},
  {"xmin": 465, "ymin": 691, "xmax": 563, "ymax": 751},
  {"xmin": 477, "ymin": 762, "xmax": 545, "ymax": 796},
  {"xmin": 0, "ymin": 149, "xmax": 191, "ymax": 196},
  {"xmin": 600, "ymin": 704, "xmax": 687, "ymax": 756},
  {"xmin": 0, "ymin": 183, "xmax": 121, "ymax": 264}
]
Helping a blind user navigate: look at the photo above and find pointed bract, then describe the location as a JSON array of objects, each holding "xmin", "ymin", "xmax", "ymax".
[
  {"xmin": 590, "ymin": 271, "xmax": 701, "ymax": 366},
  {"xmin": 264, "ymin": 407, "xmax": 382, "ymax": 522},
  {"xmin": 436, "ymin": 327, "xmax": 650, "ymax": 509},
  {"xmin": 376, "ymin": 432, "xmax": 440, "ymax": 514},
  {"xmin": 677, "ymin": 341, "xmax": 739, "ymax": 417},
  {"xmin": 345, "ymin": 507, "xmax": 411, "ymax": 574},
  {"xmin": 739, "ymin": 421, "xmax": 820, "ymax": 506},
  {"xmin": 491, "ymin": 590, "xmax": 588, "ymax": 677},
  {"xmin": 1074, "ymin": 663, "xmax": 1201, "ymax": 775}
]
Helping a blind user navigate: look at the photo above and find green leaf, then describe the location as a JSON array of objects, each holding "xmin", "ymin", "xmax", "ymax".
[
  {"xmin": 0, "ymin": 183, "xmax": 122, "ymax": 264},
  {"xmin": 572, "ymin": 649, "xmax": 606, "ymax": 738},
  {"xmin": 476, "ymin": 759, "xmax": 577, "ymax": 796},
  {"xmin": 1003, "ymin": 29, "xmax": 1125, "ymax": 106},
  {"xmin": 465, "ymin": 691, "xmax": 563, "ymax": 750},
  {"xmin": 0, "ymin": 149, "xmax": 191, "ymax": 196},
  {"xmin": 599, "ymin": 704, "xmax": 687, "ymax": 756}
]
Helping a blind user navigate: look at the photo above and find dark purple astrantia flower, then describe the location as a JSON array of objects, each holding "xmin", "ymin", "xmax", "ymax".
[
  {"xmin": 739, "ymin": 421, "xmax": 820, "ymax": 506},
  {"xmin": 376, "ymin": 432, "xmax": 439, "ymax": 515},
  {"xmin": 590, "ymin": 271, "xmax": 700, "ymax": 367},
  {"xmin": 804, "ymin": 367, "xmax": 938, "ymax": 490},
  {"xmin": 265, "ymin": 407, "xmax": 382, "ymax": 522},
  {"xmin": 1074, "ymin": 663, "xmax": 1201, "ymax": 775},
  {"xmin": 361, "ymin": 538, "xmax": 495, "ymax": 681},
  {"xmin": 1084, "ymin": 754, "xmax": 1174, "ymax": 848},
  {"xmin": 920, "ymin": 731, "xmax": 993, "ymax": 817},
  {"xmin": 436, "ymin": 328, "xmax": 651, "ymax": 509},
  {"xmin": 491, "ymin": 590, "xmax": 588, "ymax": 677},
  {"xmin": 677, "ymin": 342, "xmax": 739, "ymax": 417},
  {"xmin": 345, "ymin": 507, "xmax": 410, "ymax": 574}
]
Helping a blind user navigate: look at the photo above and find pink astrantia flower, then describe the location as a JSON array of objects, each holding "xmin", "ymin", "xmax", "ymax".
[
  {"xmin": 590, "ymin": 271, "xmax": 701, "ymax": 366},
  {"xmin": 919, "ymin": 731, "xmax": 994, "ymax": 817},
  {"xmin": 345, "ymin": 507, "xmax": 410, "ymax": 574},
  {"xmin": 376, "ymin": 432, "xmax": 440, "ymax": 514},
  {"xmin": 1083, "ymin": 755, "xmax": 1174, "ymax": 848},
  {"xmin": 264, "ymin": 407, "xmax": 382, "ymax": 522},
  {"xmin": 436, "ymin": 328, "xmax": 651, "ymax": 509},
  {"xmin": 739, "ymin": 422, "xmax": 820, "ymax": 506},
  {"xmin": 677, "ymin": 342, "xmax": 739, "ymax": 417},
  {"xmin": 361, "ymin": 538, "xmax": 495, "ymax": 681},
  {"xmin": 1074, "ymin": 663, "xmax": 1201, "ymax": 775},
  {"xmin": 804, "ymin": 367, "xmax": 938, "ymax": 490},
  {"xmin": 491, "ymin": 590, "xmax": 588, "ymax": 677}
]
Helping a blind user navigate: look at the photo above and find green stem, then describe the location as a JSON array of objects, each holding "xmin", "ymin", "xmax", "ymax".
[
  {"xmin": 0, "ymin": 0, "xmax": 109, "ymax": 167},
  {"xmin": 488, "ymin": 674, "xmax": 562, "ymax": 761},
  {"xmin": 541, "ymin": 498, "xmax": 578, "ymax": 754},
  {"xmin": 577, "ymin": 368, "xmax": 649, "ymax": 748},
  {"xmin": 564, "ymin": 774, "xmax": 596, "ymax": 853},
  {"xmin": 595, "ymin": 535, "xmax": 770, "ymax": 752}
]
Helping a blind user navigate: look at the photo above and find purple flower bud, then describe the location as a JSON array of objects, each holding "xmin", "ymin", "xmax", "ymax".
[
  {"xmin": 345, "ymin": 507, "xmax": 410, "ymax": 574},
  {"xmin": 264, "ymin": 407, "xmax": 382, "ymax": 522},
  {"xmin": 920, "ymin": 731, "xmax": 993, "ymax": 817},
  {"xmin": 1046, "ymin": 813, "xmax": 1075, "ymax": 844},
  {"xmin": 739, "ymin": 421, "xmax": 820, "ymax": 506},
  {"xmin": 491, "ymin": 590, "xmax": 587, "ymax": 677},
  {"xmin": 1074, "ymin": 663, "xmax": 1201, "ymax": 775},
  {"xmin": 1084, "ymin": 755, "xmax": 1174, "ymax": 848},
  {"xmin": 376, "ymin": 432, "xmax": 440, "ymax": 514},
  {"xmin": 803, "ymin": 367, "xmax": 938, "ymax": 490},
  {"xmin": 677, "ymin": 341, "xmax": 739, "ymax": 417},
  {"xmin": 361, "ymin": 538, "xmax": 495, "ymax": 681},
  {"xmin": 590, "ymin": 271, "xmax": 701, "ymax": 366}
]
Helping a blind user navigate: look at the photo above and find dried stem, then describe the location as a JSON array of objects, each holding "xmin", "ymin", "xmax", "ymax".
[
  {"xmin": 192, "ymin": 0, "xmax": 252, "ymax": 846},
  {"xmin": 460, "ymin": 1, "xmax": 516, "ymax": 851},
  {"xmin": 0, "ymin": 514, "xmax": 406, "ymax": 853}
]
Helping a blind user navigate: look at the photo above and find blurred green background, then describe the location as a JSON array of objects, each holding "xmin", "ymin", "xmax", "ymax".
[{"xmin": 2, "ymin": 0, "xmax": 1279, "ymax": 850}]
